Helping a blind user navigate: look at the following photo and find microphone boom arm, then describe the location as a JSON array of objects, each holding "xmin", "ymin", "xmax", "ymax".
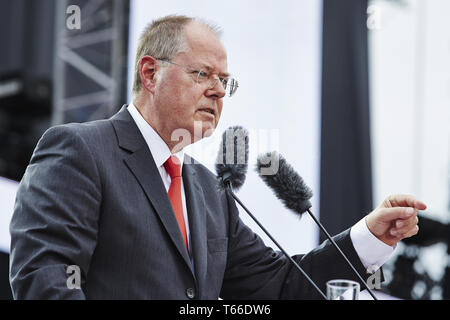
[
  {"xmin": 224, "ymin": 180, "xmax": 328, "ymax": 300},
  {"xmin": 306, "ymin": 208, "xmax": 378, "ymax": 300}
]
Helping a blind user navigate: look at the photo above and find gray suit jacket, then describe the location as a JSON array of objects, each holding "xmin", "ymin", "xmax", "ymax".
[{"xmin": 9, "ymin": 106, "xmax": 371, "ymax": 299}]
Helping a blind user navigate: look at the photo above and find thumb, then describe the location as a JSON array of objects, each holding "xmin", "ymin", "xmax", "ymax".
[{"xmin": 376, "ymin": 207, "xmax": 416, "ymax": 222}]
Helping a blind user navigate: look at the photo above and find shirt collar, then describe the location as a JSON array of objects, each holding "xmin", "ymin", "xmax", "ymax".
[{"xmin": 127, "ymin": 103, "xmax": 185, "ymax": 170}]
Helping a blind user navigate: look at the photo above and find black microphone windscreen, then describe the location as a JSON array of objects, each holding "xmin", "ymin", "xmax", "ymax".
[
  {"xmin": 215, "ymin": 126, "xmax": 249, "ymax": 191},
  {"xmin": 256, "ymin": 151, "xmax": 312, "ymax": 214}
]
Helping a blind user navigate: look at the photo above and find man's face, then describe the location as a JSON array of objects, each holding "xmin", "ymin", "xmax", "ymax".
[{"xmin": 152, "ymin": 22, "xmax": 228, "ymax": 148}]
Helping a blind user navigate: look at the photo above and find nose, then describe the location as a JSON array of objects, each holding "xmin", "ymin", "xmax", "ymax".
[{"xmin": 207, "ymin": 77, "xmax": 226, "ymax": 98}]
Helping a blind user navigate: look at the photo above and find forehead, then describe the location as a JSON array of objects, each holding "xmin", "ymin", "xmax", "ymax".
[{"xmin": 180, "ymin": 21, "xmax": 228, "ymax": 72}]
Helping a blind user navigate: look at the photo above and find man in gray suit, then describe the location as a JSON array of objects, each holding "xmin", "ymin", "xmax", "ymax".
[{"xmin": 9, "ymin": 15, "xmax": 426, "ymax": 299}]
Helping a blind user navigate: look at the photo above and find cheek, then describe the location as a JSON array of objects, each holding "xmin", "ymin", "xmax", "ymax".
[
  {"xmin": 158, "ymin": 86, "xmax": 196, "ymax": 117},
  {"xmin": 178, "ymin": 93, "xmax": 199, "ymax": 119},
  {"xmin": 167, "ymin": 83, "xmax": 198, "ymax": 111}
]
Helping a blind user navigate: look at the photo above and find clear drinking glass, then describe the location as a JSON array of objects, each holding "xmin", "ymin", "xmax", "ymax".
[{"xmin": 326, "ymin": 279, "xmax": 360, "ymax": 300}]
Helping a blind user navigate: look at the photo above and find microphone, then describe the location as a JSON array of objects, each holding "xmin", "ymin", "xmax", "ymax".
[
  {"xmin": 216, "ymin": 127, "xmax": 327, "ymax": 299},
  {"xmin": 256, "ymin": 151, "xmax": 378, "ymax": 300},
  {"xmin": 215, "ymin": 125, "xmax": 249, "ymax": 191},
  {"xmin": 256, "ymin": 151, "xmax": 313, "ymax": 214}
]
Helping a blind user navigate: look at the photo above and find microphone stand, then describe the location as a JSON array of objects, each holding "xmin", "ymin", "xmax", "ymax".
[
  {"xmin": 306, "ymin": 209, "xmax": 378, "ymax": 300},
  {"xmin": 224, "ymin": 180, "xmax": 327, "ymax": 300}
]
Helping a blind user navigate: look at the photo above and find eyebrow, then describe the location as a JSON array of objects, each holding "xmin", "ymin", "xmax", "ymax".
[{"xmin": 199, "ymin": 64, "xmax": 230, "ymax": 78}]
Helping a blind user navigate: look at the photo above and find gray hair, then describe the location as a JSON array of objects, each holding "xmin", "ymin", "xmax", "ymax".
[{"xmin": 132, "ymin": 15, "xmax": 222, "ymax": 98}]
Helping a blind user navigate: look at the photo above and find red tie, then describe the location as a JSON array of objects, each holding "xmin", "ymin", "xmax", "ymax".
[{"xmin": 164, "ymin": 156, "xmax": 188, "ymax": 252}]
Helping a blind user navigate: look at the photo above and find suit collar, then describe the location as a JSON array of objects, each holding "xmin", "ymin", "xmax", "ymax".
[
  {"xmin": 111, "ymin": 106, "xmax": 195, "ymax": 277},
  {"xmin": 111, "ymin": 107, "xmax": 210, "ymax": 290},
  {"xmin": 110, "ymin": 105, "xmax": 146, "ymax": 153},
  {"xmin": 183, "ymin": 156, "xmax": 208, "ymax": 294}
]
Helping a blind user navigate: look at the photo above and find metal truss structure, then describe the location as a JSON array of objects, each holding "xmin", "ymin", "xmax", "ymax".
[{"xmin": 52, "ymin": 0, "xmax": 129, "ymax": 125}]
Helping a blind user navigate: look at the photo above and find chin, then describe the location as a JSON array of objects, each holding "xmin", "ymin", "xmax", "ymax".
[
  {"xmin": 186, "ymin": 120, "xmax": 217, "ymax": 143},
  {"xmin": 202, "ymin": 123, "xmax": 217, "ymax": 138}
]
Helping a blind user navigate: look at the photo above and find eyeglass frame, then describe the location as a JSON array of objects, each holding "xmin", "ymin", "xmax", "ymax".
[{"xmin": 155, "ymin": 58, "xmax": 239, "ymax": 97}]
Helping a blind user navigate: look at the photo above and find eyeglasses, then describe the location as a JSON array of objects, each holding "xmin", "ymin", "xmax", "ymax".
[{"xmin": 157, "ymin": 59, "xmax": 239, "ymax": 97}]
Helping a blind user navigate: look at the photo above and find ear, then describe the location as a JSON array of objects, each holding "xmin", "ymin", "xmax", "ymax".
[{"xmin": 139, "ymin": 56, "xmax": 159, "ymax": 94}]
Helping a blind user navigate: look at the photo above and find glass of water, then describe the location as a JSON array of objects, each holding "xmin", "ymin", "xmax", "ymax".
[{"xmin": 326, "ymin": 279, "xmax": 360, "ymax": 300}]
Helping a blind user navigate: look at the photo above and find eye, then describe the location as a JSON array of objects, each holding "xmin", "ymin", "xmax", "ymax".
[{"xmin": 196, "ymin": 70, "xmax": 209, "ymax": 80}]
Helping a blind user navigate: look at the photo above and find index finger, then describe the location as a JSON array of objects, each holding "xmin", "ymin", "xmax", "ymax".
[{"xmin": 386, "ymin": 194, "xmax": 427, "ymax": 210}]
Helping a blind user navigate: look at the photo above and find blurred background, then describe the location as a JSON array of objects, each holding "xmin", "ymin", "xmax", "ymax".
[{"xmin": 0, "ymin": 0, "xmax": 448, "ymax": 300}]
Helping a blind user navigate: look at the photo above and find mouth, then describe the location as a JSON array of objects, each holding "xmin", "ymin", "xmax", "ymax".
[{"xmin": 198, "ymin": 107, "xmax": 215, "ymax": 117}]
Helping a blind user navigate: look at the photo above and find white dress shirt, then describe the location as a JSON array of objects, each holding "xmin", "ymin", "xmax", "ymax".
[
  {"xmin": 350, "ymin": 217, "xmax": 395, "ymax": 272},
  {"xmin": 127, "ymin": 103, "xmax": 394, "ymax": 274}
]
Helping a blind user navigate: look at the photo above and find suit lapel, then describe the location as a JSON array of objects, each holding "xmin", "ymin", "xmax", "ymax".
[
  {"xmin": 110, "ymin": 106, "xmax": 194, "ymax": 275},
  {"xmin": 183, "ymin": 158, "xmax": 207, "ymax": 294}
]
